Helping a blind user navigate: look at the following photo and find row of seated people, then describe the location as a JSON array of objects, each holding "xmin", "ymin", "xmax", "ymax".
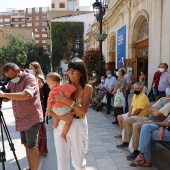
[{"xmin": 114, "ymin": 82, "xmax": 170, "ymax": 167}]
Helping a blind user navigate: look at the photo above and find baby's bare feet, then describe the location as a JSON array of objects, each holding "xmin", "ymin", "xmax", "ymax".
[{"xmin": 60, "ymin": 134, "xmax": 67, "ymax": 143}]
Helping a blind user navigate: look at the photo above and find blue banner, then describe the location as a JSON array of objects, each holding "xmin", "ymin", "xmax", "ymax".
[{"xmin": 117, "ymin": 25, "xmax": 126, "ymax": 69}]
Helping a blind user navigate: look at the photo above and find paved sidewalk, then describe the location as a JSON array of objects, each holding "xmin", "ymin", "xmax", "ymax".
[{"xmin": 1, "ymin": 100, "xmax": 170, "ymax": 170}]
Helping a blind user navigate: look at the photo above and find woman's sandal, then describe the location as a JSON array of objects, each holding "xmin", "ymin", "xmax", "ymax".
[{"xmin": 129, "ymin": 153, "xmax": 152, "ymax": 167}]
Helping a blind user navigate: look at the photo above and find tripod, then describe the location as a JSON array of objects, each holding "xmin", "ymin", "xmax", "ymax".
[{"xmin": 0, "ymin": 100, "xmax": 21, "ymax": 170}]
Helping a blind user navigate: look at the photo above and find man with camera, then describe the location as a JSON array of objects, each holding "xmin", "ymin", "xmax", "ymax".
[{"xmin": 0, "ymin": 63, "xmax": 43, "ymax": 170}]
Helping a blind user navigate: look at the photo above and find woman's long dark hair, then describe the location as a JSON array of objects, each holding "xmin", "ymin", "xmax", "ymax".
[{"xmin": 68, "ymin": 57, "xmax": 88, "ymax": 89}]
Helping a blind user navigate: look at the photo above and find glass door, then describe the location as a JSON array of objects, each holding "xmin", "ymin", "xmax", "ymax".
[{"xmin": 125, "ymin": 59, "xmax": 137, "ymax": 84}]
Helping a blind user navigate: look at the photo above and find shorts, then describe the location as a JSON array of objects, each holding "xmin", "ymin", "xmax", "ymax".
[
  {"xmin": 52, "ymin": 106, "xmax": 72, "ymax": 116},
  {"xmin": 20, "ymin": 122, "xmax": 41, "ymax": 148},
  {"xmin": 122, "ymin": 112, "xmax": 129, "ymax": 119},
  {"xmin": 153, "ymin": 88, "xmax": 159, "ymax": 97},
  {"xmin": 95, "ymin": 92, "xmax": 105, "ymax": 101}
]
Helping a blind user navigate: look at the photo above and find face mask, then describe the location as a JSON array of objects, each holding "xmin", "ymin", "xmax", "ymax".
[
  {"xmin": 101, "ymin": 79, "xmax": 104, "ymax": 83},
  {"xmin": 165, "ymin": 88, "xmax": 170, "ymax": 95},
  {"xmin": 116, "ymin": 72, "xmax": 119, "ymax": 76},
  {"xmin": 158, "ymin": 68, "xmax": 164, "ymax": 72},
  {"xmin": 92, "ymin": 73, "xmax": 96, "ymax": 77},
  {"xmin": 134, "ymin": 90, "xmax": 140, "ymax": 95},
  {"xmin": 11, "ymin": 76, "xmax": 21, "ymax": 83},
  {"xmin": 28, "ymin": 69, "xmax": 35, "ymax": 75},
  {"xmin": 108, "ymin": 74, "xmax": 112, "ymax": 78}
]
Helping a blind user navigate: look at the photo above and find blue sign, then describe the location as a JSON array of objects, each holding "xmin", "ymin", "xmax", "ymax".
[{"xmin": 117, "ymin": 25, "xmax": 126, "ymax": 69}]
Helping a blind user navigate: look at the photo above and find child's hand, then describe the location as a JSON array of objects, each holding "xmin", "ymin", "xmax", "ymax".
[{"xmin": 45, "ymin": 111, "xmax": 49, "ymax": 116}]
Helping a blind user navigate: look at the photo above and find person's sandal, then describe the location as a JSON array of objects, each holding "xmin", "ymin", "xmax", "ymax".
[
  {"xmin": 129, "ymin": 153, "xmax": 152, "ymax": 167},
  {"xmin": 114, "ymin": 134, "xmax": 122, "ymax": 138}
]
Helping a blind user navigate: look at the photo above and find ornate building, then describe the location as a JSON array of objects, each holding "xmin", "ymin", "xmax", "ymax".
[{"xmin": 85, "ymin": 0, "xmax": 170, "ymax": 87}]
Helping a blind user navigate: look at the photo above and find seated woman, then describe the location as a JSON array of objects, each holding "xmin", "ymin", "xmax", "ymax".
[{"xmin": 129, "ymin": 117, "xmax": 170, "ymax": 167}]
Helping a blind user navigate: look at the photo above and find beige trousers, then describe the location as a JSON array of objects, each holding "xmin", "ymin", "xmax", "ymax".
[{"xmin": 123, "ymin": 116, "xmax": 150, "ymax": 150}]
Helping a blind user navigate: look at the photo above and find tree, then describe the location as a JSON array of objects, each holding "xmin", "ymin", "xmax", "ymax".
[
  {"xmin": 81, "ymin": 48, "xmax": 106, "ymax": 77},
  {"xmin": 25, "ymin": 43, "xmax": 51, "ymax": 74},
  {"xmin": 0, "ymin": 34, "xmax": 28, "ymax": 67}
]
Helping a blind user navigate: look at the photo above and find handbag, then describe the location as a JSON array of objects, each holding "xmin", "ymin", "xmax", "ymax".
[
  {"xmin": 114, "ymin": 89, "xmax": 125, "ymax": 107},
  {"xmin": 147, "ymin": 88, "xmax": 155, "ymax": 102}
]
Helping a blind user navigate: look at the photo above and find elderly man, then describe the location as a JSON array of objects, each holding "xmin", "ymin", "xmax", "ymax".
[
  {"xmin": 117, "ymin": 86, "xmax": 170, "ymax": 160},
  {"xmin": 158, "ymin": 63, "xmax": 170, "ymax": 98},
  {"xmin": 115, "ymin": 82, "xmax": 150, "ymax": 138},
  {"xmin": 104, "ymin": 70, "xmax": 117, "ymax": 114},
  {"xmin": 0, "ymin": 63, "xmax": 43, "ymax": 170}
]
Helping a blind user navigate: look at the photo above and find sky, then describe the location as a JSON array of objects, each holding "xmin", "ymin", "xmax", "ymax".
[{"xmin": 0, "ymin": 0, "xmax": 95, "ymax": 12}]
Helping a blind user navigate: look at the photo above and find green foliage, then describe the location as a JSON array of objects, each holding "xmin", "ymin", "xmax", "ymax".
[
  {"xmin": 0, "ymin": 34, "xmax": 28, "ymax": 67},
  {"xmin": 51, "ymin": 22, "xmax": 84, "ymax": 69},
  {"xmin": 25, "ymin": 43, "xmax": 51, "ymax": 74},
  {"xmin": 0, "ymin": 34, "xmax": 51, "ymax": 74},
  {"xmin": 81, "ymin": 48, "xmax": 106, "ymax": 77}
]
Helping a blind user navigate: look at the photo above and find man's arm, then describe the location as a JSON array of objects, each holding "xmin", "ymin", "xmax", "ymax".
[
  {"xmin": 0, "ymin": 90, "xmax": 32, "ymax": 100},
  {"xmin": 131, "ymin": 108, "xmax": 142, "ymax": 116}
]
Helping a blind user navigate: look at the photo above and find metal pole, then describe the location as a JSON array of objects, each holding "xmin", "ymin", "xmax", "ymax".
[{"xmin": 99, "ymin": 5, "xmax": 103, "ymax": 77}]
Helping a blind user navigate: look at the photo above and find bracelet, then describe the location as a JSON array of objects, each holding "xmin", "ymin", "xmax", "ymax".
[{"xmin": 70, "ymin": 101, "xmax": 76, "ymax": 110}]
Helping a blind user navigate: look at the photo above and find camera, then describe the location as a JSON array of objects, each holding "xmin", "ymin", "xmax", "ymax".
[{"xmin": 0, "ymin": 83, "xmax": 10, "ymax": 104}]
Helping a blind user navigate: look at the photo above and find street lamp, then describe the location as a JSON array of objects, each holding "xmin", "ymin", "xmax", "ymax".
[{"xmin": 92, "ymin": 0, "xmax": 109, "ymax": 77}]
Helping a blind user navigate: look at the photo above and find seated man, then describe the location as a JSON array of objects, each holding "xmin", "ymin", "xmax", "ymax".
[
  {"xmin": 116, "ymin": 87, "xmax": 170, "ymax": 160},
  {"xmin": 92, "ymin": 76, "xmax": 107, "ymax": 111},
  {"xmin": 129, "ymin": 117, "xmax": 170, "ymax": 167},
  {"xmin": 115, "ymin": 82, "xmax": 150, "ymax": 138}
]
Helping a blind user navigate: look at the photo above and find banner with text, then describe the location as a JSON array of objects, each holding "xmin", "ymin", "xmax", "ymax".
[{"xmin": 117, "ymin": 25, "xmax": 126, "ymax": 69}]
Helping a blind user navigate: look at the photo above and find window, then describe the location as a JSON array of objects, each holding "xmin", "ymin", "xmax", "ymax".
[
  {"xmin": 42, "ymin": 40, "xmax": 47, "ymax": 43},
  {"xmin": 4, "ymin": 24, "xmax": 10, "ymax": 27},
  {"xmin": 35, "ymin": 28, "xmax": 39, "ymax": 32},
  {"xmin": 0, "ymin": 25, "xmax": 3, "ymax": 27},
  {"xmin": 59, "ymin": 3, "xmax": 65, "ymax": 8},
  {"xmin": 27, "ymin": 23, "xmax": 32, "ymax": 26},
  {"xmin": 42, "ymin": 28, "xmax": 47, "ymax": 32},
  {"xmin": 35, "ymin": 40, "xmax": 39, "ymax": 43},
  {"xmin": 42, "ymin": 22, "xmax": 47, "ymax": 26},
  {"xmin": 35, "ymin": 7, "xmax": 39, "ymax": 14},
  {"xmin": 137, "ymin": 19, "xmax": 149, "ymax": 41},
  {"xmin": 27, "ymin": 8, "xmax": 32, "ymax": 14},
  {"xmin": 35, "ymin": 22, "xmax": 39, "ymax": 26},
  {"xmin": 0, "ymin": 19, "xmax": 3, "ymax": 22},
  {"xmin": 35, "ymin": 34, "xmax": 40, "ymax": 37},
  {"xmin": 4, "ymin": 18, "xmax": 10, "ymax": 22},
  {"xmin": 35, "ymin": 16, "xmax": 39, "ymax": 20},
  {"xmin": 26, "ymin": 17, "xmax": 32, "ymax": 20},
  {"xmin": 42, "ymin": 34, "xmax": 47, "ymax": 37},
  {"xmin": 42, "ymin": 16, "xmax": 47, "ymax": 20}
]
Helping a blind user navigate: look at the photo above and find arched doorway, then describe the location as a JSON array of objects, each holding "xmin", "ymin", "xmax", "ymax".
[
  {"xmin": 107, "ymin": 34, "xmax": 116, "ymax": 72},
  {"xmin": 126, "ymin": 13, "xmax": 149, "ymax": 84},
  {"xmin": 136, "ymin": 18, "xmax": 149, "ymax": 85}
]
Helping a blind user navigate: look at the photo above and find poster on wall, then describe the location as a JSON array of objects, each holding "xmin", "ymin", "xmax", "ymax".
[{"xmin": 117, "ymin": 25, "xmax": 126, "ymax": 69}]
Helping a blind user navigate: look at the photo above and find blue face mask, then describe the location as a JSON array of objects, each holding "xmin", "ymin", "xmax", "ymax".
[
  {"xmin": 108, "ymin": 74, "xmax": 112, "ymax": 78},
  {"xmin": 165, "ymin": 88, "xmax": 170, "ymax": 95},
  {"xmin": 29, "ymin": 69, "xmax": 35, "ymax": 75},
  {"xmin": 11, "ymin": 76, "xmax": 20, "ymax": 83}
]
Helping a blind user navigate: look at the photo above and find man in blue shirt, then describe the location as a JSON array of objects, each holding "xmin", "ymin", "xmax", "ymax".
[{"xmin": 104, "ymin": 70, "xmax": 117, "ymax": 114}]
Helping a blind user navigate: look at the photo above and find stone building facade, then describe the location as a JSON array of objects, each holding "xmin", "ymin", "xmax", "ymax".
[{"xmin": 85, "ymin": 0, "xmax": 170, "ymax": 87}]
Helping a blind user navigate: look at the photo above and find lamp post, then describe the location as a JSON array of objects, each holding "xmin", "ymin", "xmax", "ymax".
[{"xmin": 92, "ymin": 0, "xmax": 108, "ymax": 77}]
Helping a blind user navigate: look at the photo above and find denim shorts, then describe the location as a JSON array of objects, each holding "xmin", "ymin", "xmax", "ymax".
[
  {"xmin": 153, "ymin": 88, "xmax": 159, "ymax": 97},
  {"xmin": 20, "ymin": 122, "xmax": 41, "ymax": 148}
]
